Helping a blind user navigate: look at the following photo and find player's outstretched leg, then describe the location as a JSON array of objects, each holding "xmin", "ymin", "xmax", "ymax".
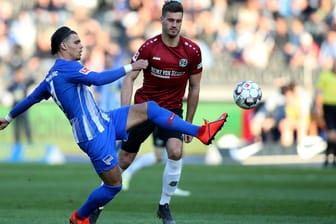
[
  {"xmin": 146, "ymin": 101, "xmax": 228, "ymax": 145},
  {"xmin": 70, "ymin": 184, "xmax": 121, "ymax": 224}
]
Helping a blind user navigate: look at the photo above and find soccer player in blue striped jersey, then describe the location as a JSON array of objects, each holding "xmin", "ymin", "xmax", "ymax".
[{"xmin": 0, "ymin": 26, "xmax": 227, "ymax": 224}]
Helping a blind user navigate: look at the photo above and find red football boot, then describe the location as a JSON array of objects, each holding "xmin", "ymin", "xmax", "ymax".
[
  {"xmin": 69, "ymin": 211, "xmax": 90, "ymax": 224},
  {"xmin": 197, "ymin": 113, "xmax": 228, "ymax": 145}
]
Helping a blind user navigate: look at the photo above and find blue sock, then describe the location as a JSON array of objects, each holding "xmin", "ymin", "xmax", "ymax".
[
  {"xmin": 77, "ymin": 184, "xmax": 122, "ymax": 218},
  {"xmin": 147, "ymin": 101, "xmax": 199, "ymax": 136}
]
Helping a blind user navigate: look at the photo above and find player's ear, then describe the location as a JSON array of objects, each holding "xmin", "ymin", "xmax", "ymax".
[{"xmin": 60, "ymin": 42, "xmax": 67, "ymax": 51}]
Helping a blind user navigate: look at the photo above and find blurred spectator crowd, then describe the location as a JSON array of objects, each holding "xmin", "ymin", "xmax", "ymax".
[
  {"xmin": 0, "ymin": 0, "xmax": 336, "ymax": 103},
  {"xmin": 0, "ymin": 0, "xmax": 335, "ymax": 156}
]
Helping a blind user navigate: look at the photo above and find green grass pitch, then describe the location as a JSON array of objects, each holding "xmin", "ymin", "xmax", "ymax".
[{"xmin": 0, "ymin": 163, "xmax": 335, "ymax": 224}]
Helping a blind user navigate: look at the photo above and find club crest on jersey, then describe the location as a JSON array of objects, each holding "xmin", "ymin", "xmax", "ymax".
[
  {"xmin": 103, "ymin": 155, "xmax": 114, "ymax": 165},
  {"xmin": 79, "ymin": 67, "xmax": 90, "ymax": 75},
  {"xmin": 179, "ymin": 59, "xmax": 188, "ymax": 67}
]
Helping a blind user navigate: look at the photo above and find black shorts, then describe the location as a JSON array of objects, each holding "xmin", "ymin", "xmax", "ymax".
[
  {"xmin": 323, "ymin": 104, "xmax": 336, "ymax": 130},
  {"xmin": 122, "ymin": 108, "xmax": 183, "ymax": 153}
]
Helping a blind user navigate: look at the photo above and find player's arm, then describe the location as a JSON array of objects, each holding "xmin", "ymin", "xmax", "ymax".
[
  {"xmin": 79, "ymin": 60, "xmax": 147, "ymax": 86},
  {"xmin": 120, "ymin": 69, "xmax": 141, "ymax": 106},
  {"xmin": 185, "ymin": 72, "xmax": 201, "ymax": 123},
  {"xmin": 185, "ymin": 41, "xmax": 202, "ymax": 123},
  {"xmin": 184, "ymin": 72, "xmax": 201, "ymax": 143},
  {"xmin": 0, "ymin": 81, "xmax": 50, "ymax": 130}
]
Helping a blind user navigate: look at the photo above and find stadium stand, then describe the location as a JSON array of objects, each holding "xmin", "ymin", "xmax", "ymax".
[
  {"xmin": 0, "ymin": 0, "xmax": 325, "ymax": 103},
  {"xmin": 0, "ymin": 1, "xmax": 334, "ymax": 165}
]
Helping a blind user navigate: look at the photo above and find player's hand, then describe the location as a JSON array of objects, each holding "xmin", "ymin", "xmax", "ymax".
[
  {"xmin": 131, "ymin": 59, "xmax": 148, "ymax": 70},
  {"xmin": 0, "ymin": 118, "xmax": 9, "ymax": 130},
  {"xmin": 184, "ymin": 134, "xmax": 193, "ymax": 143}
]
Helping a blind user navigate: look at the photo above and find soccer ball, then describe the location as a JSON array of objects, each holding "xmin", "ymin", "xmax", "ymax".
[{"xmin": 233, "ymin": 80, "xmax": 262, "ymax": 109}]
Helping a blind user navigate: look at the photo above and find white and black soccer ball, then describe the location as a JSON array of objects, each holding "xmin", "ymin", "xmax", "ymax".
[{"xmin": 233, "ymin": 80, "xmax": 262, "ymax": 109}]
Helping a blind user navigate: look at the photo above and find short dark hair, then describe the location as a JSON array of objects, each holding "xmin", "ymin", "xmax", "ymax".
[
  {"xmin": 50, "ymin": 26, "xmax": 77, "ymax": 55},
  {"xmin": 162, "ymin": 0, "xmax": 183, "ymax": 17}
]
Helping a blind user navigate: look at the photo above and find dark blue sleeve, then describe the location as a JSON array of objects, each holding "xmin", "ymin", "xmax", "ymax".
[
  {"xmin": 69, "ymin": 66, "xmax": 126, "ymax": 86},
  {"xmin": 10, "ymin": 81, "xmax": 51, "ymax": 118}
]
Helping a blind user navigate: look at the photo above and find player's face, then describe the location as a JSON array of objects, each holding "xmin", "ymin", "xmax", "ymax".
[
  {"xmin": 161, "ymin": 12, "xmax": 183, "ymax": 38},
  {"xmin": 63, "ymin": 34, "xmax": 83, "ymax": 61}
]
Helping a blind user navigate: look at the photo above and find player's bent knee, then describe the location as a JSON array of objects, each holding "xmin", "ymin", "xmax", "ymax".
[
  {"xmin": 167, "ymin": 152, "xmax": 183, "ymax": 160},
  {"xmin": 119, "ymin": 160, "xmax": 131, "ymax": 170},
  {"xmin": 118, "ymin": 152, "xmax": 135, "ymax": 169}
]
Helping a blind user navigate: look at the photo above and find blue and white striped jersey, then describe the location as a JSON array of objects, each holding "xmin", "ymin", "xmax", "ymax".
[{"xmin": 9, "ymin": 59, "xmax": 127, "ymax": 143}]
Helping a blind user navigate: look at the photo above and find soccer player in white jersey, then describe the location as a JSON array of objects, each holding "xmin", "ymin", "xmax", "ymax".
[{"xmin": 0, "ymin": 26, "xmax": 227, "ymax": 224}]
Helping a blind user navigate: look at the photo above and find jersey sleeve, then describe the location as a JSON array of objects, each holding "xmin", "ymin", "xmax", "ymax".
[
  {"xmin": 67, "ymin": 62, "xmax": 126, "ymax": 86},
  {"xmin": 131, "ymin": 40, "xmax": 150, "ymax": 62},
  {"xmin": 10, "ymin": 80, "xmax": 51, "ymax": 118},
  {"xmin": 189, "ymin": 44, "xmax": 203, "ymax": 75}
]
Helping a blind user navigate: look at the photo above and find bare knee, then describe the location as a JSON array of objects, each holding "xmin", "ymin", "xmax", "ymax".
[
  {"xmin": 118, "ymin": 150, "xmax": 137, "ymax": 169},
  {"xmin": 99, "ymin": 165, "xmax": 122, "ymax": 186},
  {"xmin": 166, "ymin": 146, "xmax": 183, "ymax": 160},
  {"xmin": 166, "ymin": 139, "xmax": 183, "ymax": 160}
]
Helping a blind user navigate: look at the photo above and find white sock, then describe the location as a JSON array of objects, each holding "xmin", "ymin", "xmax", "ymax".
[
  {"xmin": 122, "ymin": 152, "xmax": 157, "ymax": 179},
  {"xmin": 159, "ymin": 159, "xmax": 182, "ymax": 205}
]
